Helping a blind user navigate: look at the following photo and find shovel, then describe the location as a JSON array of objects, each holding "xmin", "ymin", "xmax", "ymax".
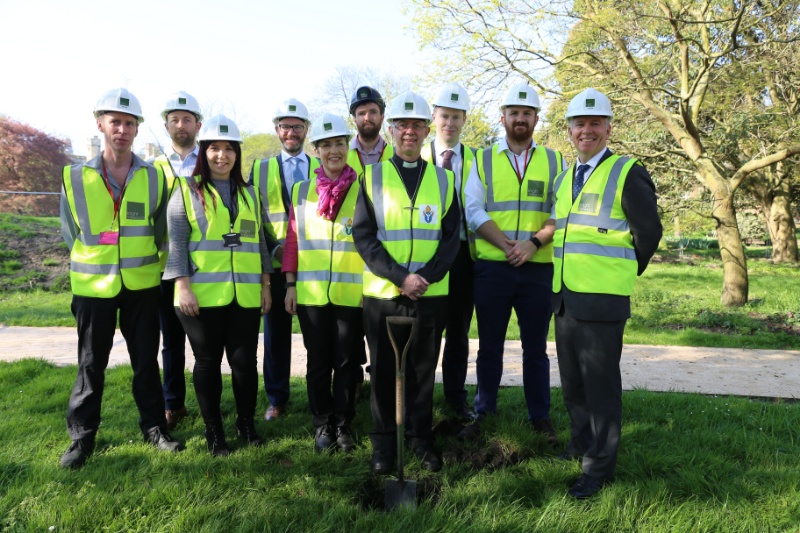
[{"xmin": 384, "ymin": 315, "xmax": 417, "ymax": 510}]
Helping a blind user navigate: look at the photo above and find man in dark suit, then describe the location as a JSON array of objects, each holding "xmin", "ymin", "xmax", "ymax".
[{"xmin": 550, "ymin": 88, "xmax": 662, "ymax": 499}]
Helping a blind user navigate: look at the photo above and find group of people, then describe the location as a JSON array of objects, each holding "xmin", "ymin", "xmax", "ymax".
[{"xmin": 58, "ymin": 80, "xmax": 661, "ymax": 500}]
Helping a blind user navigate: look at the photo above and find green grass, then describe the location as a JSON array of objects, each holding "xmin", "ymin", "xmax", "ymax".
[
  {"xmin": 1, "ymin": 359, "xmax": 798, "ymax": 531},
  {"xmin": 0, "ymin": 290, "xmax": 74, "ymax": 326}
]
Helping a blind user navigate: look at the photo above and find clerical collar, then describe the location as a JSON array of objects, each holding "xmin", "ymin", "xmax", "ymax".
[{"xmin": 402, "ymin": 160, "xmax": 418, "ymax": 168}]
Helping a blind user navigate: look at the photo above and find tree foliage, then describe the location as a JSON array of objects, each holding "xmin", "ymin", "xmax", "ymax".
[
  {"xmin": 0, "ymin": 118, "xmax": 72, "ymax": 216},
  {"xmin": 241, "ymin": 132, "xmax": 282, "ymax": 177}
]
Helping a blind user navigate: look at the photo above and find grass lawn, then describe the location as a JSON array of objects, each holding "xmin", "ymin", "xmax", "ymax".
[{"xmin": 1, "ymin": 359, "xmax": 799, "ymax": 532}]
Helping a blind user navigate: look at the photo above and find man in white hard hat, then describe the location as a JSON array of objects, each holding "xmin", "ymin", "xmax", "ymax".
[
  {"xmin": 59, "ymin": 88, "xmax": 184, "ymax": 469},
  {"xmin": 353, "ymin": 91, "xmax": 460, "ymax": 474},
  {"xmin": 551, "ymin": 88, "xmax": 661, "ymax": 499},
  {"xmin": 249, "ymin": 98, "xmax": 319, "ymax": 421},
  {"xmin": 347, "ymin": 86, "xmax": 394, "ymax": 177},
  {"xmin": 421, "ymin": 82, "xmax": 478, "ymax": 421},
  {"xmin": 463, "ymin": 82, "xmax": 564, "ymax": 443},
  {"xmin": 152, "ymin": 90, "xmax": 203, "ymax": 431}
]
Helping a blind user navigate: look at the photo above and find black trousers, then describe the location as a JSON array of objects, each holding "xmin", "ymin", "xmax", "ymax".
[
  {"xmin": 262, "ymin": 272, "xmax": 293, "ymax": 407},
  {"xmin": 441, "ymin": 241, "xmax": 474, "ymax": 406},
  {"xmin": 555, "ymin": 308, "xmax": 626, "ymax": 480},
  {"xmin": 179, "ymin": 303, "xmax": 261, "ymax": 427},
  {"xmin": 159, "ymin": 278, "xmax": 187, "ymax": 410},
  {"xmin": 297, "ymin": 304, "xmax": 362, "ymax": 428},
  {"xmin": 67, "ymin": 286, "xmax": 165, "ymax": 440},
  {"xmin": 363, "ymin": 296, "xmax": 447, "ymax": 451}
]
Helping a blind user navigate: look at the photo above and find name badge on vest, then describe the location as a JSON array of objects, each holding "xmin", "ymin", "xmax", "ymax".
[
  {"xmin": 223, "ymin": 233, "xmax": 242, "ymax": 247},
  {"xmin": 527, "ymin": 180, "xmax": 545, "ymax": 198},
  {"xmin": 99, "ymin": 231, "xmax": 119, "ymax": 245},
  {"xmin": 239, "ymin": 219, "xmax": 256, "ymax": 239},
  {"xmin": 126, "ymin": 202, "xmax": 145, "ymax": 220},
  {"xmin": 419, "ymin": 204, "xmax": 438, "ymax": 225},
  {"xmin": 577, "ymin": 193, "xmax": 600, "ymax": 213}
]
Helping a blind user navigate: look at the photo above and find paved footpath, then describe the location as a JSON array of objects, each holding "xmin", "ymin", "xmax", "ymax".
[{"xmin": 2, "ymin": 326, "xmax": 798, "ymax": 399}]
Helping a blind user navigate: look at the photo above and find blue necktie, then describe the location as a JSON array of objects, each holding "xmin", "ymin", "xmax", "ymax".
[
  {"xmin": 573, "ymin": 164, "xmax": 590, "ymax": 202},
  {"xmin": 291, "ymin": 157, "xmax": 304, "ymax": 184}
]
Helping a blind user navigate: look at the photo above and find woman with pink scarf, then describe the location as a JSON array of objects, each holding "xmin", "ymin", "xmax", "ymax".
[{"xmin": 283, "ymin": 113, "xmax": 365, "ymax": 453}]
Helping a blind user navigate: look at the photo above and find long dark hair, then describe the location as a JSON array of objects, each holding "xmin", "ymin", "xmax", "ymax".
[{"xmin": 191, "ymin": 140, "xmax": 250, "ymax": 211}]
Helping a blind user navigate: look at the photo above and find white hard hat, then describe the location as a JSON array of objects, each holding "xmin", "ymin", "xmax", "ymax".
[
  {"xmin": 198, "ymin": 115, "xmax": 242, "ymax": 143},
  {"xmin": 500, "ymin": 83, "xmax": 541, "ymax": 111},
  {"xmin": 386, "ymin": 91, "xmax": 432, "ymax": 124},
  {"xmin": 309, "ymin": 113, "xmax": 352, "ymax": 144},
  {"xmin": 93, "ymin": 88, "xmax": 144, "ymax": 124},
  {"xmin": 565, "ymin": 88, "xmax": 614, "ymax": 120},
  {"xmin": 161, "ymin": 91, "xmax": 203, "ymax": 122},
  {"xmin": 272, "ymin": 98, "xmax": 310, "ymax": 125},
  {"xmin": 433, "ymin": 82, "xmax": 470, "ymax": 112}
]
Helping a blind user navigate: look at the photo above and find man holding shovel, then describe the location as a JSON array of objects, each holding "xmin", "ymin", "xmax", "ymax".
[{"xmin": 353, "ymin": 91, "xmax": 460, "ymax": 475}]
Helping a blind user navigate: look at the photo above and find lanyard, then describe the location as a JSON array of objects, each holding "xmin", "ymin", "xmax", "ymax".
[
  {"xmin": 512, "ymin": 147, "xmax": 531, "ymax": 183},
  {"xmin": 101, "ymin": 158, "xmax": 134, "ymax": 226}
]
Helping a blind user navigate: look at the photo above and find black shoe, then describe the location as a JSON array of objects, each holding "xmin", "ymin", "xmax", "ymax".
[
  {"xmin": 448, "ymin": 401, "xmax": 477, "ymax": 422},
  {"xmin": 204, "ymin": 426, "xmax": 230, "ymax": 457},
  {"xmin": 236, "ymin": 417, "xmax": 263, "ymax": 447},
  {"xmin": 145, "ymin": 427, "xmax": 184, "ymax": 452},
  {"xmin": 370, "ymin": 449, "xmax": 395, "ymax": 475},
  {"xmin": 458, "ymin": 414, "xmax": 484, "ymax": 441},
  {"xmin": 413, "ymin": 445, "xmax": 442, "ymax": 472},
  {"xmin": 314, "ymin": 424, "xmax": 335, "ymax": 453},
  {"xmin": 530, "ymin": 418, "xmax": 560, "ymax": 447},
  {"xmin": 60, "ymin": 437, "xmax": 95, "ymax": 469},
  {"xmin": 568, "ymin": 473, "xmax": 609, "ymax": 499},
  {"xmin": 336, "ymin": 426, "xmax": 356, "ymax": 452}
]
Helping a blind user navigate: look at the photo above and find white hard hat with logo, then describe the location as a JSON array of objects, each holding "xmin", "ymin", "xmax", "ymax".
[
  {"xmin": 565, "ymin": 88, "xmax": 614, "ymax": 120},
  {"xmin": 386, "ymin": 91, "xmax": 432, "ymax": 124},
  {"xmin": 272, "ymin": 98, "xmax": 310, "ymax": 125},
  {"xmin": 433, "ymin": 82, "xmax": 471, "ymax": 112},
  {"xmin": 161, "ymin": 91, "xmax": 203, "ymax": 122},
  {"xmin": 500, "ymin": 83, "xmax": 541, "ymax": 111},
  {"xmin": 309, "ymin": 113, "xmax": 352, "ymax": 144},
  {"xmin": 198, "ymin": 115, "xmax": 242, "ymax": 143},
  {"xmin": 93, "ymin": 88, "xmax": 145, "ymax": 124}
]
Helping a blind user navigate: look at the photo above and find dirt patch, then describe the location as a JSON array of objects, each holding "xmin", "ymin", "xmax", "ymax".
[
  {"xmin": 357, "ymin": 474, "xmax": 442, "ymax": 511},
  {"xmin": 0, "ymin": 215, "xmax": 69, "ymax": 291}
]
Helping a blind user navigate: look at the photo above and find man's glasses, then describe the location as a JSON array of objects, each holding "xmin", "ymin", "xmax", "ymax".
[{"xmin": 278, "ymin": 124, "xmax": 306, "ymax": 132}]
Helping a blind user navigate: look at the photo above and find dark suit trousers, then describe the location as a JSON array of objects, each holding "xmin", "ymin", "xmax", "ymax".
[
  {"xmin": 555, "ymin": 308, "xmax": 626, "ymax": 480},
  {"xmin": 263, "ymin": 271, "xmax": 292, "ymax": 407},
  {"xmin": 441, "ymin": 241, "xmax": 474, "ymax": 406},
  {"xmin": 159, "ymin": 278, "xmax": 187, "ymax": 410}
]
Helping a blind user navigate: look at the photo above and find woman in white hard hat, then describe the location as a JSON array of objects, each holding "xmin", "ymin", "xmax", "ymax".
[
  {"xmin": 163, "ymin": 114, "xmax": 273, "ymax": 457},
  {"xmin": 282, "ymin": 113, "xmax": 365, "ymax": 453}
]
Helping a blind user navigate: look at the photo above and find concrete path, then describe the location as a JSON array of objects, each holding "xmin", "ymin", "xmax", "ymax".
[{"xmin": 2, "ymin": 326, "xmax": 798, "ymax": 399}]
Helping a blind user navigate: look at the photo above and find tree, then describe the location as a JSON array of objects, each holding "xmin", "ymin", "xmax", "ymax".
[
  {"xmin": 0, "ymin": 118, "xmax": 72, "ymax": 216},
  {"xmin": 409, "ymin": 0, "xmax": 800, "ymax": 306},
  {"xmin": 240, "ymin": 132, "xmax": 282, "ymax": 177}
]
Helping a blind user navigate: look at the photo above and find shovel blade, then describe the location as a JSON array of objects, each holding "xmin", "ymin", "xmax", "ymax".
[{"xmin": 384, "ymin": 478, "xmax": 417, "ymax": 510}]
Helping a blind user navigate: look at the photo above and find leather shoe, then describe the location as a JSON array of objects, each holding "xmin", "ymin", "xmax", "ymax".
[
  {"xmin": 336, "ymin": 426, "xmax": 356, "ymax": 452},
  {"xmin": 165, "ymin": 406, "xmax": 188, "ymax": 431},
  {"xmin": 530, "ymin": 418, "xmax": 560, "ymax": 447},
  {"xmin": 568, "ymin": 473, "xmax": 609, "ymax": 499},
  {"xmin": 314, "ymin": 425, "xmax": 335, "ymax": 453},
  {"xmin": 145, "ymin": 427, "xmax": 184, "ymax": 452},
  {"xmin": 60, "ymin": 437, "xmax": 95, "ymax": 469},
  {"xmin": 413, "ymin": 445, "xmax": 442, "ymax": 472},
  {"xmin": 264, "ymin": 404, "xmax": 285, "ymax": 421},
  {"xmin": 448, "ymin": 401, "xmax": 477, "ymax": 422},
  {"xmin": 370, "ymin": 449, "xmax": 395, "ymax": 475}
]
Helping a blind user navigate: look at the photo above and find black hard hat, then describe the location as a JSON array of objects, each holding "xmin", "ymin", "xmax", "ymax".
[{"xmin": 349, "ymin": 86, "xmax": 385, "ymax": 116}]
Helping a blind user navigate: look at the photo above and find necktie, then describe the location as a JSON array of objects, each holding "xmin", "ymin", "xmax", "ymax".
[
  {"xmin": 573, "ymin": 164, "xmax": 590, "ymax": 202},
  {"xmin": 441, "ymin": 149, "xmax": 454, "ymax": 171},
  {"xmin": 291, "ymin": 157, "xmax": 304, "ymax": 184}
]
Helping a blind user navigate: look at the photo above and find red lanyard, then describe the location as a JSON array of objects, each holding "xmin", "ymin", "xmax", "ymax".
[
  {"xmin": 101, "ymin": 158, "xmax": 134, "ymax": 226},
  {"xmin": 513, "ymin": 147, "xmax": 531, "ymax": 183}
]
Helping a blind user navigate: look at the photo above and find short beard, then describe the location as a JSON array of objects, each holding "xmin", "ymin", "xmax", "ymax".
[
  {"xmin": 172, "ymin": 133, "xmax": 196, "ymax": 149},
  {"xmin": 358, "ymin": 124, "xmax": 380, "ymax": 143},
  {"xmin": 504, "ymin": 123, "xmax": 533, "ymax": 144}
]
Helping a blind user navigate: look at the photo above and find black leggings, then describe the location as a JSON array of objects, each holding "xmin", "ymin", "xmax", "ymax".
[{"xmin": 178, "ymin": 303, "xmax": 261, "ymax": 426}]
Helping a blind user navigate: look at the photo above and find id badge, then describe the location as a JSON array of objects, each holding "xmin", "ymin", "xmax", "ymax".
[
  {"xmin": 98, "ymin": 231, "xmax": 119, "ymax": 245},
  {"xmin": 223, "ymin": 232, "xmax": 242, "ymax": 247}
]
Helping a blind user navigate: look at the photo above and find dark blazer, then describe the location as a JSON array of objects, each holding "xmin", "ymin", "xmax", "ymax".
[{"xmin": 552, "ymin": 149, "xmax": 662, "ymax": 321}]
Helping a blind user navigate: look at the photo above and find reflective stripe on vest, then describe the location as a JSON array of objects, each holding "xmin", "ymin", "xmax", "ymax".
[
  {"xmin": 153, "ymin": 155, "xmax": 180, "ymax": 271},
  {"xmin": 180, "ymin": 178, "xmax": 262, "ymax": 308},
  {"xmin": 63, "ymin": 163, "xmax": 163, "ymax": 297},
  {"xmin": 347, "ymin": 143, "xmax": 394, "ymax": 178},
  {"xmin": 252, "ymin": 155, "xmax": 320, "ymax": 268},
  {"xmin": 552, "ymin": 154, "xmax": 638, "ymax": 296},
  {"xmin": 362, "ymin": 161, "xmax": 454, "ymax": 299},
  {"xmin": 472, "ymin": 144, "xmax": 562, "ymax": 262},
  {"xmin": 293, "ymin": 178, "xmax": 364, "ymax": 307}
]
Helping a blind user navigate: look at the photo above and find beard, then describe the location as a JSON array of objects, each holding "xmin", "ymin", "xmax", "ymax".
[
  {"xmin": 358, "ymin": 122, "xmax": 380, "ymax": 142},
  {"xmin": 172, "ymin": 132, "xmax": 196, "ymax": 149},
  {"xmin": 504, "ymin": 122, "xmax": 533, "ymax": 144}
]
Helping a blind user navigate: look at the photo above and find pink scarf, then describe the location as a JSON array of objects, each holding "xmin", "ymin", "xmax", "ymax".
[{"xmin": 315, "ymin": 165, "xmax": 357, "ymax": 221}]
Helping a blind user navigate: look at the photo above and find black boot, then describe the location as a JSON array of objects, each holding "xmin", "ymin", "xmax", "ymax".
[
  {"xmin": 204, "ymin": 425, "xmax": 230, "ymax": 457},
  {"xmin": 236, "ymin": 417, "xmax": 263, "ymax": 447}
]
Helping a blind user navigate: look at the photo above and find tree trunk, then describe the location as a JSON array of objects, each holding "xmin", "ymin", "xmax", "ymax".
[
  {"xmin": 710, "ymin": 186, "xmax": 749, "ymax": 306},
  {"xmin": 763, "ymin": 177, "xmax": 798, "ymax": 263}
]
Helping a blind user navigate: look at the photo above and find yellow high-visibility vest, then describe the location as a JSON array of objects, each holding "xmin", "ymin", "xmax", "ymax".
[{"xmin": 347, "ymin": 143, "xmax": 393, "ymax": 177}]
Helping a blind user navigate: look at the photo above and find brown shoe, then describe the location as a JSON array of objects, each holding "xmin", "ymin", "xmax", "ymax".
[
  {"xmin": 531, "ymin": 418, "xmax": 559, "ymax": 447},
  {"xmin": 165, "ymin": 406, "xmax": 188, "ymax": 431},
  {"xmin": 264, "ymin": 404, "xmax": 285, "ymax": 421}
]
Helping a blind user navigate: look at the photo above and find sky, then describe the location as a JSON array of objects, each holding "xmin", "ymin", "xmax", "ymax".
[{"xmin": 0, "ymin": 0, "xmax": 433, "ymax": 156}]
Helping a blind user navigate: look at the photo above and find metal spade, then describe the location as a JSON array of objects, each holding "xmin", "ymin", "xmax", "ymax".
[{"xmin": 384, "ymin": 315, "xmax": 417, "ymax": 510}]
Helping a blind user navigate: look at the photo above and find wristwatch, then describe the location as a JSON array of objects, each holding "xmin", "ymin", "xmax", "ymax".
[
  {"xmin": 285, "ymin": 281, "xmax": 296, "ymax": 288},
  {"xmin": 529, "ymin": 235, "xmax": 542, "ymax": 249}
]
